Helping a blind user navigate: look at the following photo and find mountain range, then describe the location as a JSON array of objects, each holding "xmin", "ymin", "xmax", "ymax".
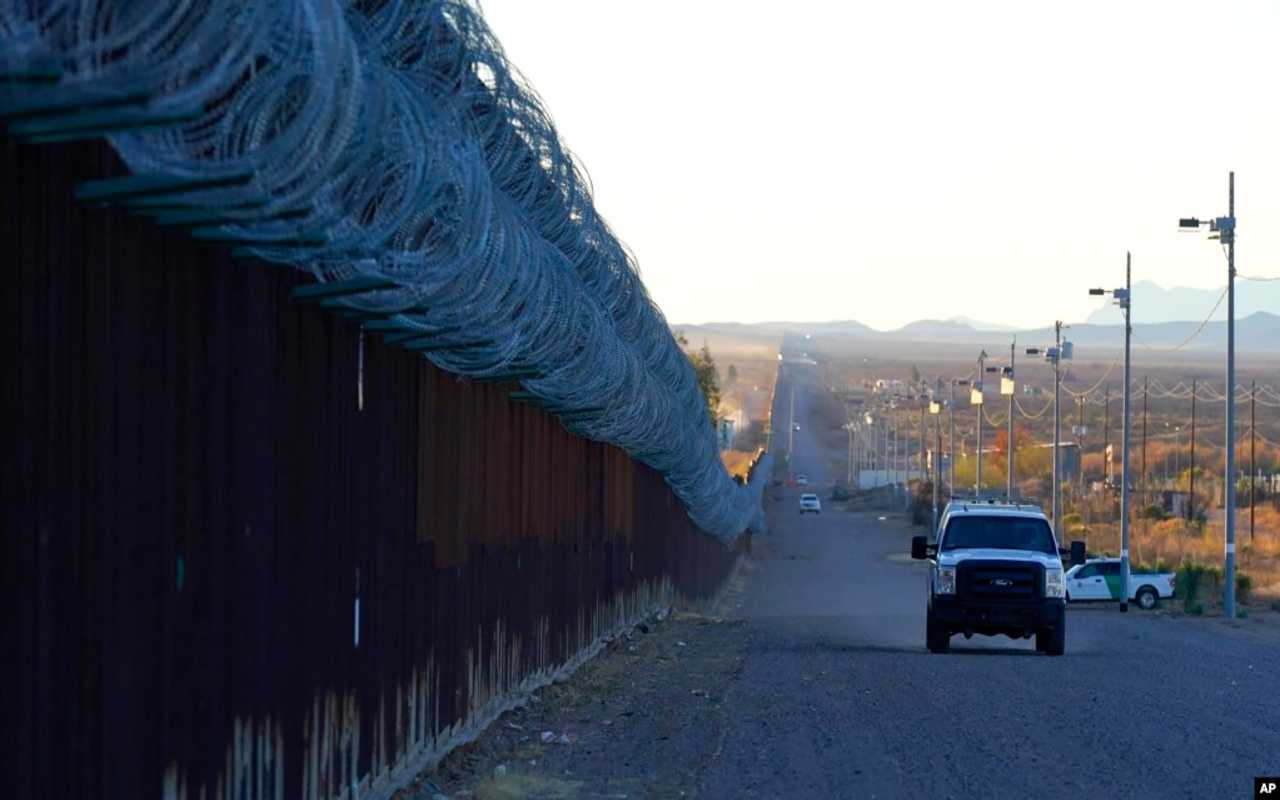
[
  {"xmin": 680, "ymin": 279, "xmax": 1279, "ymax": 354},
  {"xmin": 679, "ymin": 312, "xmax": 1280, "ymax": 354},
  {"xmin": 1086, "ymin": 279, "xmax": 1280, "ymax": 325}
]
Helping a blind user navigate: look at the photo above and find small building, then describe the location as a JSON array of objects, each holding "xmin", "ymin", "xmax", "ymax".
[
  {"xmin": 1034, "ymin": 442, "xmax": 1080, "ymax": 482},
  {"xmin": 1161, "ymin": 490, "xmax": 1191, "ymax": 519}
]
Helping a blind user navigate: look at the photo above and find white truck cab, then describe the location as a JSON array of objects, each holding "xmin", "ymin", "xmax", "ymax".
[{"xmin": 912, "ymin": 500, "xmax": 1085, "ymax": 656}]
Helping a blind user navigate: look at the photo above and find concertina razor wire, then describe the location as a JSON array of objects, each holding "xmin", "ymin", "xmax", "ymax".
[{"xmin": 0, "ymin": 0, "xmax": 770, "ymax": 541}]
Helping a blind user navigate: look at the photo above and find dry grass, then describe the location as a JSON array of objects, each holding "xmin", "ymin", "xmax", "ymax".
[{"xmin": 1076, "ymin": 505, "xmax": 1280, "ymax": 600}]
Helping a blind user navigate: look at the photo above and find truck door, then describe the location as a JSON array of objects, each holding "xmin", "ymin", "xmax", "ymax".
[
  {"xmin": 1097, "ymin": 561, "xmax": 1124, "ymax": 600},
  {"xmin": 1069, "ymin": 563, "xmax": 1110, "ymax": 600}
]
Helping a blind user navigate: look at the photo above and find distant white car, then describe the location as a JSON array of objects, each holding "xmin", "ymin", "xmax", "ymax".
[
  {"xmin": 795, "ymin": 474, "xmax": 809, "ymax": 486},
  {"xmin": 1065, "ymin": 558, "xmax": 1176, "ymax": 609},
  {"xmin": 799, "ymin": 493, "xmax": 821, "ymax": 514}
]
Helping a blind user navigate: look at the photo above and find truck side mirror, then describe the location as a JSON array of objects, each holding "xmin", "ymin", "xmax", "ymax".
[
  {"xmin": 911, "ymin": 535, "xmax": 928, "ymax": 560},
  {"xmin": 1069, "ymin": 541, "xmax": 1086, "ymax": 566}
]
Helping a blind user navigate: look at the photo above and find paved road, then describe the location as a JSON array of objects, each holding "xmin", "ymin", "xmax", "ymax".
[{"xmin": 700, "ymin": 359, "xmax": 1280, "ymax": 799}]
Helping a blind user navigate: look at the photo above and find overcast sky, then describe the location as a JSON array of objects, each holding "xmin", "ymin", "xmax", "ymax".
[{"xmin": 479, "ymin": 0, "xmax": 1280, "ymax": 330}]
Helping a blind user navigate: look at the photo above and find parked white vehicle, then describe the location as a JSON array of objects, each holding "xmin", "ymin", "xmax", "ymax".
[
  {"xmin": 1065, "ymin": 558, "xmax": 1176, "ymax": 609},
  {"xmin": 799, "ymin": 493, "xmax": 821, "ymax": 514}
]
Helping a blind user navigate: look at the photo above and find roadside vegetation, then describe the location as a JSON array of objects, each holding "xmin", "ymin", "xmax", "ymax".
[{"xmin": 673, "ymin": 329, "xmax": 780, "ymax": 479}]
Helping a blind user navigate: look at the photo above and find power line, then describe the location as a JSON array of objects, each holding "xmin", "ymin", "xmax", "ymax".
[
  {"xmin": 1015, "ymin": 395, "xmax": 1053, "ymax": 420},
  {"xmin": 1130, "ymin": 287, "xmax": 1228, "ymax": 353},
  {"xmin": 1060, "ymin": 356, "xmax": 1120, "ymax": 397}
]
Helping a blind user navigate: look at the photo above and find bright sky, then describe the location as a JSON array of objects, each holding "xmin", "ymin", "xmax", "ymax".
[{"xmin": 480, "ymin": 0, "xmax": 1280, "ymax": 330}]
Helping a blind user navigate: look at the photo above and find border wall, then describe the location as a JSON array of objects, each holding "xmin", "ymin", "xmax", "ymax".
[{"xmin": 1, "ymin": 137, "xmax": 744, "ymax": 798}]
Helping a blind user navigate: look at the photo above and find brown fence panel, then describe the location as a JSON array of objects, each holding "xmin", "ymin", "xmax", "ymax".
[{"xmin": 0, "ymin": 136, "xmax": 742, "ymax": 800}]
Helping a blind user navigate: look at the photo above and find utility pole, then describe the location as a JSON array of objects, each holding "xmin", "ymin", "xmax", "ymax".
[
  {"xmin": 932, "ymin": 378, "xmax": 943, "ymax": 533},
  {"xmin": 1090, "ymin": 259, "xmax": 1133, "ymax": 612},
  {"xmin": 1119, "ymin": 253, "xmax": 1133, "ymax": 613},
  {"xmin": 1053, "ymin": 321, "xmax": 1063, "ymax": 535},
  {"xmin": 1104, "ymin": 388, "xmax": 1110, "ymax": 484},
  {"xmin": 788, "ymin": 381, "xmax": 796, "ymax": 471},
  {"xmin": 1190, "ymin": 379, "xmax": 1196, "ymax": 521},
  {"xmin": 883, "ymin": 417, "xmax": 889, "ymax": 490},
  {"xmin": 1141, "ymin": 377, "xmax": 1148, "ymax": 504},
  {"xmin": 1077, "ymin": 396, "xmax": 1086, "ymax": 494},
  {"xmin": 904, "ymin": 405, "xmax": 912, "ymax": 511},
  {"xmin": 976, "ymin": 351, "xmax": 988, "ymax": 496},
  {"xmin": 846, "ymin": 422, "xmax": 854, "ymax": 486},
  {"xmin": 1007, "ymin": 340, "xmax": 1016, "ymax": 501},
  {"xmin": 1251, "ymin": 380, "xmax": 1256, "ymax": 541},
  {"xmin": 949, "ymin": 382, "xmax": 957, "ymax": 499},
  {"xmin": 919, "ymin": 400, "xmax": 926, "ymax": 487},
  {"xmin": 891, "ymin": 411, "xmax": 898, "ymax": 493},
  {"xmin": 1224, "ymin": 171, "xmax": 1238, "ymax": 618},
  {"xmin": 1179, "ymin": 174, "xmax": 1237, "ymax": 618}
]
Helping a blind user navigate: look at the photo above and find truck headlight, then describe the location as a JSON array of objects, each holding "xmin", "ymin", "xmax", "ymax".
[
  {"xmin": 1045, "ymin": 568, "xmax": 1065, "ymax": 598},
  {"xmin": 936, "ymin": 566, "xmax": 956, "ymax": 595}
]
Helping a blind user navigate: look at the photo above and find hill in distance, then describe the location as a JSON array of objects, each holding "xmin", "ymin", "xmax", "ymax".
[
  {"xmin": 1087, "ymin": 279, "xmax": 1280, "ymax": 325},
  {"xmin": 677, "ymin": 311, "xmax": 1280, "ymax": 354}
]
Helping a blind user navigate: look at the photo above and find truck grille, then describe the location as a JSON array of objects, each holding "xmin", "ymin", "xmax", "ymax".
[{"xmin": 958, "ymin": 560, "xmax": 1043, "ymax": 603}]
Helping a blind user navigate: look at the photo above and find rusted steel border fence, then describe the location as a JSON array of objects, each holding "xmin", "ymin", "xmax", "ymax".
[{"xmin": 1, "ymin": 137, "xmax": 746, "ymax": 799}]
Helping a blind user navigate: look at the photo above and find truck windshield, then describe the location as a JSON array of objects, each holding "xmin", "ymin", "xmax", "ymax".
[{"xmin": 941, "ymin": 516, "xmax": 1057, "ymax": 554}]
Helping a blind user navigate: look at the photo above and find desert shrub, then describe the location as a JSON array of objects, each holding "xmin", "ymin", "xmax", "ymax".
[
  {"xmin": 911, "ymin": 481, "xmax": 933, "ymax": 526},
  {"xmin": 1236, "ymin": 571, "xmax": 1253, "ymax": 604},
  {"xmin": 1177, "ymin": 562, "xmax": 1207, "ymax": 614}
]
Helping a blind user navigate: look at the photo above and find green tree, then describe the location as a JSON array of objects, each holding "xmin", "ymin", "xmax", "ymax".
[{"xmin": 675, "ymin": 332, "xmax": 720, "ymax": 427}]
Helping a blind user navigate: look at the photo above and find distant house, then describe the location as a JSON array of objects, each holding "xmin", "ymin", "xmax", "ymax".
[
  {"xmin": 1034, "ymin": 442, "xmax": 1080, "ymax": 481},
  {"xmin": 1160, "ymin": 490, "xmax": 1191, "ymax": 519}
]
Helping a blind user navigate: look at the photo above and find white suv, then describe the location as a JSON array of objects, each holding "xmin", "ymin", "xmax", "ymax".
[{"xmin": 799, "ymin": 494, "xmax": 821, "ymax": 514}]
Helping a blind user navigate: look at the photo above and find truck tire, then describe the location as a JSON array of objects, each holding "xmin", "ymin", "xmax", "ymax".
[
  {"xmin": 1037, "ymin": 620, "xmax": 1065, "ymax": 656},
  {"xmin": 1136, "ymin": 586, "xmax": 1158, "ymax": 610},
  {"xmin": 926, "ymin": 610, "xmax": 950, "ymax": 654}
]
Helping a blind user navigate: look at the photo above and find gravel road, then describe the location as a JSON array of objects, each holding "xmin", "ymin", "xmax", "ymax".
[{"xmin": 406, "ymin": 360, "xmax": 1280, "ymax": 799}]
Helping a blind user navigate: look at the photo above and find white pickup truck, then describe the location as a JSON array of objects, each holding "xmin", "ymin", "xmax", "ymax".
[{"xmin": 1065, "ymin": 558, "xmax": 1176, "ymax": 610}]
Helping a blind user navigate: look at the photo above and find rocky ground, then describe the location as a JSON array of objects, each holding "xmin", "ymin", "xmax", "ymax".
[{"xmin": 393, "ymin": 563, "xmax": 755, "ymax": 800}]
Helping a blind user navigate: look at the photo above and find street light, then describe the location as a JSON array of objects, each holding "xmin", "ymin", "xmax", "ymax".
[
  {"xmin": 1089, "ymin": 252, "xmax": 1133, "ymax": 613},
  {"xmin": 949, "ymin": 378, "xmax": 968, "ymax": 499},
  {"xmin": 930, "ymin": 389, "xmax": 943, "ymax": 533},
  {"xmin": 1002, "ymin": 344, "xmax": 1016, "ymax": 501},
  {"xmin": 972, "ymin": 351, "xmax": 989, "ymax": 497},
  {"xmin": 1178, "ymin": 172, "xmax": 1237, "ymax": 619},
  {"xmin": 1027, "ymin": 323, "xmax": 1071, "ymax": 536}
]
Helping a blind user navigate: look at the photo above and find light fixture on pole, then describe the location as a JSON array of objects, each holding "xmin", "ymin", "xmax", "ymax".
[
  {"xmin": 1089, "ymin": 253, "xmax": 1133, "ymax": 612},
  {"xmin": 972, "ymin": 352, "xmax": 988, "ymax": 497},
  {"xmin": 1001, "ymin": 348, "xmax": 1016, "ymax": 501},
  {"xmin": 930, "ymin": 384, "xmax": 943, "ymax": 534},
  {"xmin": 1178, "ymin": 172, "xmax": 1237, "ymax": 619},
  {"xmin": 1027, "ymin": 323, "xmax": 1071, "ymax": 537},
  {"xmin": 950, "ymin": 379, "xmax": 968, "ymax": 500}
]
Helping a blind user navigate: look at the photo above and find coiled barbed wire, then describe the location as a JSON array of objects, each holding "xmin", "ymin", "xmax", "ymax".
[{"xmin": 1, "ymin": 0, "xmax": 769, "ymax": 540}]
